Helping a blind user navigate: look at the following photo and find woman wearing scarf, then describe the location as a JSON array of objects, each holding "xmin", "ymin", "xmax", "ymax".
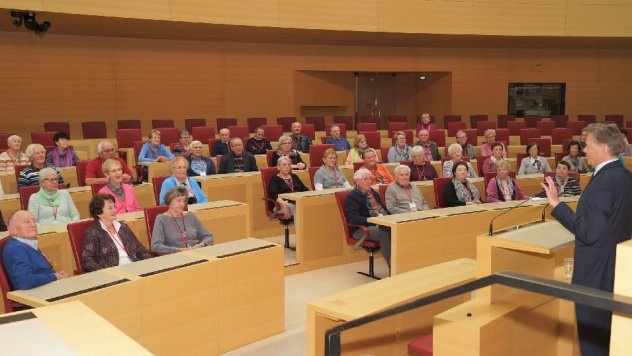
[
  {"xmin": 98, "ymin": 159, "xmax": 141, "ymax": 214},
  {"xmin": 562, "ymin": 140, "xmax": 590, "ymax": 173},
  {"xmin": 518, "ymin": 142, "xmax": 552, "ymax": 175},
  {"xmin": 486, "ymin": 160, "xmax": 529, "ymax": 203},
  {"xmin": 387, "ymin": 131, "xmax": 411, "ymax": 163},
  {"xmin": 28, "ymin": 167, "xmax": 80, "ymax": 224},
  {"xmin": 444, "ymin": 161, "xmax": 482, "ymax": 207},
  {"xmin": 45, "ymin": 131, "xmax": 79, "ymax": 168},
  {"xmin": 271, "ymin": 135, "xmax": 306, "ymax": 170}
]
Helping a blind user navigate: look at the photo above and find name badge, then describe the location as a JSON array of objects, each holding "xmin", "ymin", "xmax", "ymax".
[
  {"xmin": 199, "ymin": 171, "xmax": 206, "ymax": 176},
  {"xmin": 409, "ymin": 201, "xmax": 417, "ymax": 212}
]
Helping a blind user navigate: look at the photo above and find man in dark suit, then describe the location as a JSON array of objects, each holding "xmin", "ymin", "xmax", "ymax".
[
  {"xmin": 540, "ymin": 123, "xmax": 632, "ymax": 356},
  {"xmin": 218, "ymin": 137, "xmax": 258, "ymax": 174}
]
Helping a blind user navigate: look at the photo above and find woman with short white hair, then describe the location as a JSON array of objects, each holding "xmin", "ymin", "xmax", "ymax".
[
  {"xmin": 28, "ymin": 167, "xmax": 79, "ymax": 224},
  {"xmin": 0, "ymin": 135, "xmax": 29, "ymax": 170},
  {"xmin": 18, "ymin": 144, "xmax": 65, "ymax": 188},
  {"xmin": 442, "ymin": 143, "xmax": 477, "ymax": 178}
]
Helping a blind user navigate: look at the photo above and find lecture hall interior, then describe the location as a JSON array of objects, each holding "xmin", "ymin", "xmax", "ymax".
[{"xmin": 0, "ymin": 0, "xmax": 632, "ymax": 355}]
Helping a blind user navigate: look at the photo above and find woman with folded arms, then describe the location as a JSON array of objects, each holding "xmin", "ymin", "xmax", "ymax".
[
  {"xmin": 268, "ymin": 156, "xmax": 309, "ymax": 219},
  {"xmin": 485, "ymin": 160, "xmax": 529, "ymax": 203},
  {"xmin": 98, "ymin": 159, "xmax": 141, "ymax": 214},
  {"xmin": 562, "ymin": 140, "xmax": 589, "ymax": 173},
  {"xmin": 314, "ymin": 148, "xmax": 350, "ymax": 190},
  {"xmin": 82, "ymin": 194, "xmax": 152, "ymax": 272},
  {"xmin": 444, "ymin": 161, "xmax": 482, "ymax": 207},
  {"xmin": 151, "ymin": 186, "xmax": 214, "ymax": 254},
  {"xmin": 28, "ymin": 167, "xmax": 79, "ymax": 224}
]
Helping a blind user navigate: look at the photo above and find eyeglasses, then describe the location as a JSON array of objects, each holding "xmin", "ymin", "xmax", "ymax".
[{"xmin": 43, "ymin": 178, "xmax": 58, "ymax": 182}]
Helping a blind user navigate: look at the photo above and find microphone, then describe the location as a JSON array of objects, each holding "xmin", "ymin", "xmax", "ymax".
[
  {"xmin": 488, "ymin": 199, "xmax": 531, "ymax": 236},
  {"xmin": 541, "ymin": 201, "xmax": 550, "ymax": 222}
]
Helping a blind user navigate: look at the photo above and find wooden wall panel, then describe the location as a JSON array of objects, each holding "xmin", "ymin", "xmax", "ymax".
[
  {"xmin": 170, "ymin": 0, "xmax": 279, "ymax": 26},
  {"xmin": 278, "ymin": 0, "xmax": 378, "ymax": 32},
  {"xmin": 378, "ymin": 0, "xmax": 474, "ymax": 35},
  {"xmin": 416, "ymin": 73, "xmax": 452, "ymax": 122},
  {"xmin": 472, "ymin": 1, "xmax": 566, "ymax": 36}
]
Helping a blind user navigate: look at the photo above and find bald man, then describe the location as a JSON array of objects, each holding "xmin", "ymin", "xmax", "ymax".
[{"xmin": 3, "ymin": 211, "xmax": 68, "ymax": 290}]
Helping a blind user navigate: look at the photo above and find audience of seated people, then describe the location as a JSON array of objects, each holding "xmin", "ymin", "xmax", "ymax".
[
  {"xmin": 562, "ymin": 140, "xmax": 590, "ymax": 173},
  {"xmin": 455, "ymin": 130, "xmax": 477, "ymax": 160},
  {"xmin": 290, "ymin": 121, "xmax": 312, "ymax": 153},
  {"xmin": 414, "ymin": 129, "xmax": 441, "ymax": 161},
  {"xmin": 186, "ymin": 140, "xmax": 216, "ymax": 176},
  {"xmin": 151, "ymin": 186, "xmax": 214, "ymax": 254},
  {"xmin": 535, "ymin": 161, "xmax": 582, "ymax": 198},
  {"xmin": 212, "ymin": 128, "xmax": 231, "ymax": 156},
  {"xmin": 443, "ymin": 143, "xmax": 477, "ymax": 178},
  {"xmin": 385, "ymin": 165, "xmax": 429, "ymax": 213},
  {"xmin": 361, "ymin": 148, "xmax": 394, "ymax": 185},
  {"xmin": 159, "ymin": 156, "xmax": 207, "ymax": 205},
  {"xmin": 0, "ymin": 135, "xmax": 30, "ymax": 170},
  {"xmin": 482, "ymin": 142, "xmax": 505, "ymax": 175},
  {"xmin": 28, "ymin": 167, "xmax": 80, "ymax": 225},
  {"xmin": 325, "ymin": 124, "xmax": 351, "ymax": 151},
  {"xmin": 98, "ymin": 159, "xmax": 141, "ymax": 214},
  {"xmin": 268, "ymin": 156, "xmax": 309, "ymax": 219},
  {"xmin": 18, "ymin": 144, "xmax": 65, "ymax": 188},
  {"xmin": 415, "ymin": 113, "xmax": 436, "ymax": 132},
  {"xmin": 407, "ymin": 145, "xmax": 438, "ymax": 181},
  {"xmin": 246, "ymin": 126, "xmax": 272, "ymax": 155},
  {"xmin": 85, "ymin": 141, "xmax": 133, "ymax": 185},
  {"xmin": 479, "ymin": 129, "xmax": 507, "ymax": 158},
  {"xmin": 345, "ymin": 168, "xmax": 391, "ymax": 268},
  {"xmin": 345, "ymin": 134, "xmax": 369, "ymax": 165},
  {"xmin": 272, "ymin": 135, "xmax": 306, "ymax": 170},
  {"xmin": 485, "ymin": 160, "xmax": 529, "ymax": 203},
  {"xmin": 518, "ymin": 142, "xmax": 552, "ymax": 175},
  {"xmin": 171, "ymin": 129, "xmax": 192, "ymax": 156},
  {"xmin": 313, "ymin": 148, "xmax": 350, "ymax": 190},
  {"xmin": 45, "ymin": 131, "xmax": 79, "ymax": 168},
  {"xmin": 82, "ymin": 194, "xmax": 152, "ymax": 272},
  {"xmin": 444, "ymin": 161, "xmax": 482, "ymax": 207},
  {"xmin": 219, "ymin": 137, "xmax": 258, "ymax": 173},
  {"xmin": 387, "ymin": 131, "xmax": 412, "ymax": 163}
]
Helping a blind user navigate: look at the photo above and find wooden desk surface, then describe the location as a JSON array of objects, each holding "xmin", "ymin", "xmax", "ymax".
[
  {"xmin": 138, "ymin": 161, "xmax": 170, "ymax": 182},
  {"xmin": 183, "ymin": 237, "xmax": 276, "ymax": 260},
  {"xmin": 104, "ymin": 251, "xmax": 207, "ymax": 280},
  {"xmin": 485, "ymin": 221, "xmax": 575, "ymax": 255}
]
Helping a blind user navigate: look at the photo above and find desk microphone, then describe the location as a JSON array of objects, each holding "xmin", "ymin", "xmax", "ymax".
[
  {"xmin": 541, "ymin": 201, "xmax": 550, "ymax": 222},
  {"xmin": 488, "ymin": 199, "xmax": 531, "ymax": 236}
]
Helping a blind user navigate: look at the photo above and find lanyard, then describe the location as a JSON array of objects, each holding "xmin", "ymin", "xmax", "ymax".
[
  {"xmin": 170, "ymin": 212, "xmax": 189, "ymax": 247},
  {"xmin": 403, "ymin": 186, "xmax": 413, "ymax": 202},
  {"xmin": 52, "ymin": 207, "xmax": 58, "ymax": 220},
  {"xmin": 108, "ymin": 228, "xmax": 129, "ymax": 255},
  {"xmin": 464, "ymin": 184, "xmax": 474, "ymax": 200},
  {"xmin": 283, "ymin": 177, "xmax": 294, "ymax": 192},
  {"xmin": 416, "ymin": 165, "xmax": 425, "ymax": 181},
  {"xmin": 329, "ymin": 167, "xmax": 339, "ymax": 187}
]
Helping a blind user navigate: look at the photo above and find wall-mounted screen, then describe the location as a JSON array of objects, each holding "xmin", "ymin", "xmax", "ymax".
[{"xmin": 508, "ymin": 83, "xmax": 565, "ymax": 117}]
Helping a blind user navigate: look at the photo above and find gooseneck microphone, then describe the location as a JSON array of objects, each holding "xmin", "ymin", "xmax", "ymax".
[
  {"xmin": 488, "ymin": 199, "xmax": 531, "ymax": 236},
  {"xmin": 541, "ymin": 201, "xmax": 550, "ymax": 222}
]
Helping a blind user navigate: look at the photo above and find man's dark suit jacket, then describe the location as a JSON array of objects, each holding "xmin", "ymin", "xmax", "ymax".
[
  {"xmin": 218, "ymin": 152, "xmax": 258, "ymax": 174},
  {"xmin": 344, "ymin": 188, "xmax": 389, "ymax": 236}
]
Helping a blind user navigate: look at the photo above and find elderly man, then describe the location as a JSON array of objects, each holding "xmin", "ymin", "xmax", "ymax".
[
  {"xmin": 85, "ymin": 140, "xmax": 133, "ymax": 185},
  {"xmin": 414, "ymin": 129, "xmax": 441, "ymax": 161},
  {"xmin": 171, "ymin": 129, "xmax": 192, "ymax": 156},
  {"xmin": 385, "ymin": 165, "xmax": 429, "ymax": 213},
  {"xmin": 290, "ymin": 122, "xmax": 312, "ymax": 153},
  {"xmin": 3, "ymin": 211, "xmax": 69, "ymax": 290},
  {"xmin": 345, "ymin": 168, "xmax": 391, "ymax": 268},
  {"xmin": 186, "ymin": 140, "xmax": 215, "ymax": 176},
  {"xmin": 212, "ymin": 128, "xmax": 231, "ymax": 156},
  {"xmin": 455, "ymin": 130, "xmax": 476, "ymax": 160},
  {"xmin": 325, "ymin": 125, "xmax": 351, "ymax": 151},
  {"xmin": 219, "ymin": 137, "xmax": 258, "ymax": 174},
  {"xmin": 246, "ymin": 126, "xmax": 272, "ymax": 155}
]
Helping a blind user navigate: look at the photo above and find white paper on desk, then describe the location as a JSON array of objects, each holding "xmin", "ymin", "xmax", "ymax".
[{"xmin": 0, "ymin": 318, "xmax": 75, "ymax": 355}]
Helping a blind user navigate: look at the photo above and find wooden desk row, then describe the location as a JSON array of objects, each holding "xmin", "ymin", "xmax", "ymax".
[{"xmin": 8, "ymin": 238, "xmax": 284, "ymax": 355}]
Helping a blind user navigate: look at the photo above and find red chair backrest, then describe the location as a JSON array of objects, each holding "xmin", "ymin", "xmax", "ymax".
[
  {"xmin": 447, "ymin": 122, "xmax": 466, "ymax": 137},
  {"xmin": 191, "ymin": 126, "xmax": 216, "ymax": 144},
  {"xmin": 19, "ymin": 184, "xmax": 65, "ymax": 210},
  {"xmin": 380, "ymin": 147, "xmax": 390, "ymax": 163},
  {"xmin": 484, "ymin": 171, "xmax": 517, "ymax": 188},
  {"xmin": 433, "ymin": 177, "xmax": 452, "ymax": 208},
  {"xmin": 361, "ymin": 116, "xmax": 380, "ymax": 127},
  {"xmin": 334, "ymin": 190, "xmax": 359, "ymax": 246},
  {"xmin": 554, "ymin": 152, "xmax": 566, "ymax": 164},
  {"xmin": 507, "ymin": 121, "xmax": 527, "ymax": 135},
  {"xmin": 428, "ymin": 129, "xmax": 446, "ymax": 148},
  {"xmin": 577, "ymin": 115, "xmax": 596, "ymax": 124},
  {"xmin": 325, "ymin": 123, "xmax": 347, "ymax": 138},
  {"xmin": 566, "ymin": 121, "xmax": 586, "ymax": 135},
  {"xmin": 477, "ymin": 155, "xmax": 490, "ymax": 176},
  {"xmin": 551, "ymin": 128, "xmax": 573, "ymax": 145},
  {"xmin": 207, "ymin": 139, "xmax": 218, "ymax": 157},
  {"xmin": 309, "ymin": 144, "xmax": 335, "ymax": 168},
  {"xmin": 333, "ymin": 116, "xmax": 354, "ymax": 130},
  {"xmin": 276, "ymin": 117, "xmax": 296, "ymax": 132},
  {"xmin": 544, "ymin": 171, "xmax": 580, "ymax": 183},
  {"xmin": 527, "ymin": 138, "xmax": 552, "ymax": 157},
  {"xmin": 604, "ymin": 114, "xmax": 623, "ymax": 127},
  {"xmin": 81, "ymin": 121, "xmax": 107, "ymax": 139},
  {"xmin": 470, "ymin": 115, "xmax": 488, "ymax": 129},
  {"xmin": 494, "ymin": 128, "xmax": 509, "ymax": 143},
  {"xmin": 443, "ymin": 115, "xmax": 462, "ymax": 126},
  {"xmin": 378, "ymin": 184, "xmax": 388, "ymax": 204},
  {"xmin": 151, "ymin": 119, "xmax": 174, "ymax": 128},
  {"xmin": 247, "ymin": 117, "xmax": 268, "ymax": 132},
  {"xmin": 261, "ymin": 125, "xmax": 283, "ymax": 142},
  {"xmin": 308, "ymin": 166, "xmax": 319, "ymax": 188},
  {"xmin": 536, "ymin": 120, "xmax": 555, "ymax": 136},
  {"xmin": 116, "ymin": 129, "xmax": 142, "ymax": 149},
  {"xmin": 0, "ymin": 133, "xmax": 10, "ymax": 150},
  {"xmin": 44, "ymin": 122, "xmax": 70, "ymax": 133},
  {"xmin": 76, "ymin": 160, "xmax": 90, "ymax": 187},
  {"xmin": 90, "ymin": 183, "xmax": 107, "ymax": 196},
  {"xmin": 301, "ymin": 123, "xmax": 316, "ymax": 140},
  {"xmin": 387, "ymin": 122, "xmax": 408, "ymax": 137},
  {"xmin": 144, "ymin": 205, "xmax": 169, "ymax": 245},
  {"xmin": 184, "ymin": 118, "xmax": 206, "ymax": 133},
  {"xmin": 217, "ymin": 118, "xmax": 238, "ymax": 130},
  {"xmin": 497, "ymin": 115, "xmax": 516, "ymax": 129},
  {"xmin": 362, "ymin": 132, "xmax": 381, "ymax": 149},
  {"xmin": 477, "ymin": 121, "xmax": 497, "ymax": 136},
  {"xmin": 462, "ymin": 129, "xmax": 477, "ymax": 146},
  {"xmin": 31, "ymin": 131, "xmax": 57, "ymax": 146},
  {"xmin": 524, "ymin": 115, "xmax": 540, "ymax": 128},
  {"xmin": 155, "ymin": 127, "xmax": 179, "ymax": 146},
  {"xmin": 357, "ymin": 122, "xmax": 378, "ymax": 132},
  {"xmin": 305, "ymin": 117, "xmax": 325, "ymax": 131},
  {"xmin": 388, "ymin": 115, "xmax": 407, "ymax": 123},
  {"xmin": 519, "ymin": 128, "xmax": 541, "ymax": 145},
  {"xmin": 266, "ymin": 150, "xmax": 275, "ymax": 167},
  {"xmin": 227, "ymin": 125, "xmax": 249, "ymax": 140},
  {"xmin": 516, "ymin": 153, "xmax": 528, "ymax": 166},
  {"xmin": 152, "ymin": 176, "xmax": 169, "ymax": 204},
  {"xmin": 67, "ymin": 219, "xmax": 95, "ymax": 275},
  {"xmin": 117, "ymin": 120, "xmax": 141, "ymax": 129},
  {"xmin": 260, "ymin": 167, "xmax": 278, "ymax": 217},
  {"xmin": 133, "ymin": 141, "xmax": 147, "ymax": 164},
  {"xmin": 551, "ymin": 115, "xmax": 568, "ymax": 128},
  {"xmin": 0, "ymin": 237, "xmax": 20, "ymax": 312},
  {"xmin": 353, "ymin": 161, "xmax": 366, "ymax": 172}
]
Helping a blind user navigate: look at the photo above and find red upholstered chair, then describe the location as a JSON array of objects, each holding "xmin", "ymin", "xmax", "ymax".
[
  {"xmin": 151, "ymin": 119, "xmax": 174, "ymax": 128},
  {"xmin": 536, "ymin": 121, "xmax": 555, "ymax": 136},
  {"xmin": 334, "ymin": 190, "xmax": 381, "ymax": 279},
  {"xmin": 387, "ymin": 122, "xmax": 407, "ymax": 137},
  {"xmin": 443, "ymin": 115, "xmax": 462, "ymax": 127},
  {"xmin": 357, "ymin": 122, "xmax": 378, "ymax": 132},
  {"xmin": 477, "ymin": 121, "xmax": 497, "ymax": 136},
  {"xmin": 429, "ymin": 129, "xmax": 446, "ymax": 148},
  {"xmin": 432, "ymin": 177, "xmax": 452, "ymax": 208},
  {"xmin": 408, "ymin": 333, "xmax": 433, "ymax": 356},
  {"xmin": 447, "ymin": 122, "xmax": 466, "ymax": 137},
  {"xmin": 67, "ymin": 219, "xmax": 95, "ymax": 275},
  {"xmin": 604, "ymin": 114, "xmax": 624, "ymax": 127},
  {"xmin": 507, "ymin": 121, "xmax": 526, "ymax": 136},
  {"xmin": 361, "ymin": 116, "xmax": 381, "ymax": 129},
  {"xmin": 0, "ymin": 133, "xmax": 10, "ymax": 150},
  {"xmin": 276, "ymin": 117, "xmax": 296, "ymax": 132},
  {"xmin": 627, "ymin": 121, "xmax": 632, "ymax": 128},
  {"xmin": 156, "ymin": 127, "xmax": 179, "ymax": 146},
  {"xmin": 309, "ymin": 144, "xmax": 335, "ymax": 168},
  {"xmin": 216, "ymin": 118, "xmax": 238, "ymax": 130},
  {"xmin": 333, "ymin": 116, "xmax": 354, "ymax": 130},
  {"xmin": 319, "ymin": 137, "xmax": 328, "ymax": 144},
  {"xmin": 19, "ymin": 184, "xmax": 65, "ymax": 210},
  {"xmin": 44, "ymin": 122, "xmax": 70, "ymax": 133},
  {"xmin": 260, "ymin": 167, "xmax": 296, "ymax": 249},
  {"xmin": 476, "ymin": 155, "xmax": 490, "ymax": 176},
  {"xmin": 31, "ymin": 131, "xmax": 57, "ymax": 146},
  {"xmin": 308, "ymin": 166, "xmax": 319, "ymax": 188},
  {"xmin": 247, "ymin": 117, "xmax": 268, "ymax": 132},
  {"xmin": 227, "ymin": 125, "xmax": 250, "ymax": 140},
  {"xmin": 462, "ymin": 129, "xmax": 478, "ymax": 146},
  {"xmin": 191, "ymin": 127, "xmax": 215, "ymax": 144},
  {"xmin": 266, "ymin": 150, "xmax": 275, "ymax": 167},
  {"xmin": 551, "ymin": 115, "xmax": 569, "ymax": 128},
  {"xmin": 551, "ymin": 128, "xmax": 573, "ymax": 145},
  {"xmin": 469, "ymin": 115, "xmax": 488, "ymax": 129},
  {"xmin": 497, "ymin": 115, "xmax": 516, "ymax": 129},
  {"xmin": 132, "ymin": 140, "xmax": 147, "ymax": 178},
  {"xmin": 117, "ymin": 119, "xmax": 141, "ymax": 129},
  {"xmin": 152, "ymin": 176, "xmax": 169, "ymax": 204},
  {"xmin": 90, "ymin": 183, "xmax": 106, "ymax": 196},
  {"xmin": 301, "ymin": 123, "xmax": 316, "ymax": 140},
  {"xmin": 115, "ymin": 129, "xmax": 142, "ymax": 149},
  {"xmin": 0, "ymin": 238, "xmax": 28, "ymax": 312},
  {"xmin": 519, "ymin": 128, "xmax": 541, "ymax": 145},
  {"xmin": 566, "ymin": 121, "xmax": 586, "ymax": 135},
  {"xmin": 75, "ymin": 160, "xmax": 90, "ymax": 187},
  {"xmin": 377, "ymin": 184, "xmax": 389, "ymax": 204},
  {"xmin": 380, "ymin": 147, "xmax": 390, "ymax": 163},
  {"xmin": 388, "ymin": 115, "xmax": 407, "ymax": 123},
  {"xmin": 524, "ymin": 115, "xmax": 541, "ymax": 128},
  {"xmin": 577, "ymin": 115, "xmax": 597, "ymax": 125},
  {"xmin": 262, "ymin": 125, "xmax": 283, "ymax": 142},
  {"xmin": 545, "ymin": 171, "xmax": 580, "ymax": 183},
  {"xmin": 183, "ymin": 118, "xmax": 206, "ymax": 133},
  {"xmin": 484, "ymin": 171, "xmax": 517, "ymax": 188},
  {"xmin": 353, "ymin": 161, "xmax": 366, "ymax": 172},
  {"xmin": 495, "ymin": 128, "xmax": 509, "ymax": 143},
  {"xmin": 527, "ymin": 138, "xmax": 552, "ymax": 157},
  {"xmin": 555, "ymin": 152, "xmax": 566, "ymax": 164},
  {"xmin": 363, "ymin": 131, "xmax": 381, "ymax": 149},
  {"xmin": 305, "ymin": 116, "xmax": 325, "ymax": 131},
  {"xmin": 144, "ymin": 205, "xmax": 169, "ymax": 249},
  {"xmin": 325, "ymin": 123, "xmax": 347, "ymax": 138},
  {"xmin": 81, "ymin": 121, "xmax": 107, "ymax": 139}
]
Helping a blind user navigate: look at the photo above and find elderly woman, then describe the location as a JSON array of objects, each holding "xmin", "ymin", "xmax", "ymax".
[
  {"xmin": 444, "ymin": 161, "xmax": 482, "ymax": 207},
  {"xmin": 442, "ymin": 143, "xmax": 477, "ymax": 178},
  {"xmin": 82, "ymin": 194, "xmax": 152, "ymax": 272},
  {"xmin": 361, "ymin": 148, "xmax": 394, "ymax": 185},
  {"xmin": 407, "ymin": 145, "xmax": 438, "ymax": 181},
  {"xmin": 138, "ymin": 129, "xmax": 175, "ymax": 164},
  {"xmin": 159, "ymin": 156, "xmax": 207, "ymax": 205},
  {"xmin": 314, "ymin": 148, "xmax": 350, "ymax": 190},
  {"xmin": 518, "ymin": 142, "xmax": 552, "ymax": 175},
  {"xmin": 271, "ymin": 135, "xmax": 306, "ymax": 170},
  {"xmin": 562, "ymin": 140, "xmax": 589, "ymax": 173},
  {"xmin": 486, "ymin": 160, "xmax": 529, "ymax": 203},
  {"xmin": 536, "ymin": 161, "xmax": 582, "ymax": 198},
  {"xmin": 387, "ymin": 131, "xmax": 411, "ymax": 163},
  {"xmin": 345, "ymin": 134, "xmax": 369, "ymax": 165},
  {"xmin": 28, "ymin": 167, "xmax": 79, "ymax": 224},
  {"xmin": 385, "ymin": 165, "xmax": 429, "ymax": 213},
  {"xmin": 268, "ymin": 156, "xmax": 309, "ymax": 219},
  {"xmin": 18, "ymin": 144, "xmax": 65, "ymax": 188},
  {"xmin": 45, "ymin": 131, "xmax": 78, "ymax": 168},
  {"xmin": 479, "ymin": 129, "xmax": 507, "ymax": 158},
  {"xmin": 98, "ymin": 159, "xmax": 141, "ymax": 214},
  {"xmin": 0, "ymin": 135, "xmax": 30, "ymax": 170},
  {"xmin": 415, "ymin": 113, "xmax": 436, "ymax": 132},
  {"xmin": 171, "ymin": 129, "xmax": 192, "ymax": 156},
  {"xmin": 186, "ymin": 140, "xmax": 216, "ymax": 176},
  {"xmin": 152, "ymin": 186, "xmax": 214, "ymax": 254},
  {"xmin": 246, "ymin": 126, "xmax": 272, "ymax": 155},
  {"xmin": 482, "ymin": 143, "xmax": 505, "ymax": 175}
]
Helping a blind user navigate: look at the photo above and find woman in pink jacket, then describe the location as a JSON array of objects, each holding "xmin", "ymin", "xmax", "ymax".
[
  {"xmin": 486, "ymin": 160, "xmax": 529, "ymax": 203},
  {"xmin": 98, "ymin": 159, "xmax": 141, "ymax": 214}
]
